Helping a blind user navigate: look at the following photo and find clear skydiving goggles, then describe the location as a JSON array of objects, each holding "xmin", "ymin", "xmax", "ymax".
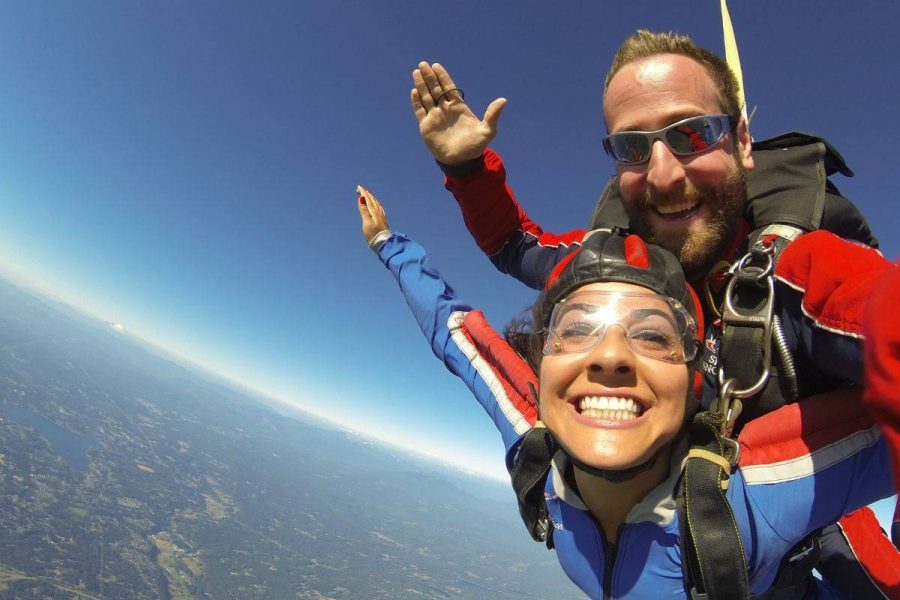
[
  {"xmin": 602, "ymin": 114, "xmax": 733, "ymax": 165},
  {"xmin": 542, "ymin": 290, "xmax": 699, "ymax": 363}
]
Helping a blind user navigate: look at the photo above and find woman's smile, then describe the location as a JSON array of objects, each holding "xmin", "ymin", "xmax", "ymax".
[{"xmin": 570, "ymin": 394, "xmax": 647, "ymax": 427}]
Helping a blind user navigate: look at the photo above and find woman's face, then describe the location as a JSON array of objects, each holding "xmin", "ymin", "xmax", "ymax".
[{"xmin": 539, "ymin": 282, "xmax": 690, "ymax": 470}]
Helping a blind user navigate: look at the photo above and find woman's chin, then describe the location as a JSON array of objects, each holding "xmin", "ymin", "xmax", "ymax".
[
  {"xmin": 565, "ymin": 438, "xmax": 667, "ymax": 474},
  {"xmin": 566, "ymin": 445, "xmax": 643, "ymax": 472},
  {"xmin": 576, "ymin": 455, "xmax": 647, "ymax": 472}
]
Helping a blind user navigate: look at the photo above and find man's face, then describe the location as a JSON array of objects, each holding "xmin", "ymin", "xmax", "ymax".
[{"xmin": 604, "ymin": 54, "xmax": 754, "ymax": 279}]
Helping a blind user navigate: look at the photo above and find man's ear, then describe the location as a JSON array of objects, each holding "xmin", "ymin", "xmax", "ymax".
[{"xmin": 736, "ymin": 116, "xmax": 754, "ymax": 171}]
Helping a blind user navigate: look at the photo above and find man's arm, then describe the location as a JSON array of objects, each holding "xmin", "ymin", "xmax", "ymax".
[
  {"xmin": 441, "ymin": 149, "xmax": 586, "ymax": 290},
  {"xmin": 862, "ymin": 264, "xmax": 900, "ymax": 492},
  {"xmin": 410, "ymin": 64, "xmax": 586, "ymax": 290},
  {"xmin": 773, "ymin": 230, "xmax": 900, "ymax": 487},
  {"xmin": 774, "ymin": 231, "xmax": 895, "ymax": 386},
  {"xmin": 763, "ymin": 227, "xmax": 900, "ymax": 595}
]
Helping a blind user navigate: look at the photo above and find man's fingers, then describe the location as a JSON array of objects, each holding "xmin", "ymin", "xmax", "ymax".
[
  {"xmin": 410, "ymin": 89, "xmax": 427, "ymax": 121},
  {"xmin": 411, "ymin": 68, "xmax": 429, "ymax": 98},
  {"xmin": 482, "ymin": 98, "xmax": 508, "ymax": 132},
  {"xmin": 418, "ymin": 62, "xmax": 444, "ymax": 101},
  {"xmin": 412, "ymin": 68, "xmax": 436, "ymax": 111},
  {"xmin": 432, "ymin": 63, "xmax": 458, "ymax": 97}
]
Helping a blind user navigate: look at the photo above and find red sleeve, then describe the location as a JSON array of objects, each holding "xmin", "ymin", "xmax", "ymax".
[
  {"xmin": 775, "ymin": 230, "xmax": 889, "ymax": 338},
  {"xmin": 775, "ymin": 230, "xmax": 900, "ymax": 489},
  {"xmin": 862, "ymin": 264, "xmax": 900, "ymax": 490},
  {"xmin": 837, "ymin": 508, "xmax": 900, "ymax": 598},
  {"xmin": 444, "ymin": 149, "xmax": 584, "ymax": 257}
]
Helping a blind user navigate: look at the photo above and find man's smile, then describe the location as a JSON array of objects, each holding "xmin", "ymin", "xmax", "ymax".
[{"xmin": 652, "ymin": 199, "xmax": 701, "ymax": 221}]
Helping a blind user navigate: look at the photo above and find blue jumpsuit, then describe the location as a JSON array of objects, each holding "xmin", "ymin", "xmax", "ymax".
[{"xmin": 376, "ymin": 230, "xmax": 893, "ymax": 599}]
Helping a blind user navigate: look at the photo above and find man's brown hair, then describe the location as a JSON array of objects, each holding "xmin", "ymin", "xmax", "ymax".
[{"xmin": 604, "ymin": 30, "xmax": 742, "ymax": 125}]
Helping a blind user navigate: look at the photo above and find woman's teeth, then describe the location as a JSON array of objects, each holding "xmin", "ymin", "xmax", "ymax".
[{"xmin": 578, "ymin": 396, "xmax": 643, "ymax": 421}]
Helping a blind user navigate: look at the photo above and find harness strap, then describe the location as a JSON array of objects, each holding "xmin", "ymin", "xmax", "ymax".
[
  {"xmin": 718, "ymin": 226, "xmax": 804, "ymax": 428},
  {"xmin": 681, "ymin": 411, "xmax": 751, "ymax": 600},
  {"xmin": 510, "ymin": 422, "xmax": 557, "ymax": 549},
  {"xmin": 686, "ymin": 448, "xmax": 733, "ymax": 489}
]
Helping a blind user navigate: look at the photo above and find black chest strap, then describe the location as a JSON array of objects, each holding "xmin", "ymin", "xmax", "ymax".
[
  {"xmin": 510, "ymin": 422, "xmax": 557, "ymax": 549},
  {"xmin": 679, "ymin": 410, "xmax": 751, "ymax": 600},
  {"xmin": 716, "ymin": 230, "xmax": 795, "ymax": 430}
]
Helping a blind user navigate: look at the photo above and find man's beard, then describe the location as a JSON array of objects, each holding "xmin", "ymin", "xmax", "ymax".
[{"xmin": 624, "ymin": 163, "xmax": 748, "ymax": 281}]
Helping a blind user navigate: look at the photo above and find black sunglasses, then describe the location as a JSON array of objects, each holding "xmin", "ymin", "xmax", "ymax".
[{"xmin": 603, "ymin": 114, "xmax": 733, "ymax": 165}]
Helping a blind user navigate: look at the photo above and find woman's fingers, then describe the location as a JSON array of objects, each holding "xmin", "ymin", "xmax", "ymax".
[{"xmin": 356, "ymin": 185, "xmax": 388, "ymax": 232}]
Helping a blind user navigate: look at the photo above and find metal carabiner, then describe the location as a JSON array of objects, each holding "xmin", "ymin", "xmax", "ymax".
[
  {"xmin": 713, "ymin": 376, "xmax": 743, "ymax": 438},
  {"xmin": 720, "ymin": 250, "xmax": 776, "ymax": 399},
  {"xmin": 732, "ymin": 246, "xmax": 774, "ymax": 283}
]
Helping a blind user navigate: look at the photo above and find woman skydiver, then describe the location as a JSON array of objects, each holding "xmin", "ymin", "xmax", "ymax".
[{"xmin": 356, "ymin": 185, "xmax": 895, "ymax": 599}]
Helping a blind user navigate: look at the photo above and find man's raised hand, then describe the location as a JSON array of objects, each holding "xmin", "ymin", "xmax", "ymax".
[{"xmin": 411, "ymin": 62, "xmax": 507, "ymax": 166}]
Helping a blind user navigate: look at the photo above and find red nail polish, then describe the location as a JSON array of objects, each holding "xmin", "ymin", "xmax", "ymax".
[{"xmin": 359, "ymin": 196, "xmax": 366, "ymax": 204}]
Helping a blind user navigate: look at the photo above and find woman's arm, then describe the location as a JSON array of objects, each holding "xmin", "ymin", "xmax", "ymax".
[{"xmin": 358, "ymin": 187, "xmax": 535, "ymax": 457}]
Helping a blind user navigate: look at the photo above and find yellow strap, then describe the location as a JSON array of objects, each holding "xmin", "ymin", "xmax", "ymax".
[
  {"xmin": 720, "ymin": 0, "xmax": 748, "ymax": 121},
  {"xmin": 688, "ymin": 448, "xmax": 733, "ymax": 489}
]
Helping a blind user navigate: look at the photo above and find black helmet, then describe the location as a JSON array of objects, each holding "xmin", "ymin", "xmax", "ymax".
[{"xmin": 539, "ymin": 229, "xmax": 700, "ymax": 332}]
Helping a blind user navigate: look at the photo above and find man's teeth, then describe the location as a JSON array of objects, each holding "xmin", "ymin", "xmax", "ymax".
[
  {"xmin": 655, "ymin": 200, "xmax": 699, "ymax": 215},
  {"xmin": 578, "ymin": 397, "xmax": 642, "ymax": 421}
]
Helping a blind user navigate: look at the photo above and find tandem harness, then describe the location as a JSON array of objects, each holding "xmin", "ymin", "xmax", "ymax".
[
  {"xmin": 511, "ymin": 133, "xmax": 876, "ymax": 599},
  {"xmin": 593, "ymin": 131, "xmax": 875, "ymax": 599},
  {"xmin": 679, "ymin": 228, "xmax": 827, "ymax": 600}
]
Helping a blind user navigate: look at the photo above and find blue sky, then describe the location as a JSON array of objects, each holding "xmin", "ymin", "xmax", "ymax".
[{"xmin": 0, "ymin": 0, "xmax": 898, "ymax": 501}]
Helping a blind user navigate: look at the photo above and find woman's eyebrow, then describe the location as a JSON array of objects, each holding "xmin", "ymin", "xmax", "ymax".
[
  {"xmin": 630, "ymin": 307, "xmax": 678, "ymax": 329},
  {"xmin": 564, "ymin": 302, "xmax": 594, "ymax": 313}
]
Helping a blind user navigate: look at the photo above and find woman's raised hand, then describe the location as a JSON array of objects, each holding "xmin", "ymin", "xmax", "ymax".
[{"xmin": 357, "ymin": 185, "xmax": 389, "ymax": 243}]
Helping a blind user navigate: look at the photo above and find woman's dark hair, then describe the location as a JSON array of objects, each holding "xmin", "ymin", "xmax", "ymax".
[{"xmin": 503, "ymin": 302, "xmax": 550, "ymax": 375}]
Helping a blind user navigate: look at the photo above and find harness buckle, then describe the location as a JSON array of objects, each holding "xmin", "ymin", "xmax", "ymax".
[{"xmin": 720, "ymin": 244, "xmax": 777, "ymax": 399}]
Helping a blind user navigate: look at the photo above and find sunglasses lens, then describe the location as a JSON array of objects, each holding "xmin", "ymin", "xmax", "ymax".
[
  {"xmin": 605, "ymin": 116, "xmax": 731, "ymax": 164},
  {"xmin": 604, "ymin": 133, "xmax": 650, "ymax": 165},
  {"xmin": 665, "ymin": 116, "xmax": 725, "ymax": 155}
]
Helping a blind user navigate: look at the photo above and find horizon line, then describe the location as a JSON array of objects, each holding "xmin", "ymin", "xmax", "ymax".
[{"xmin": 0, "ymin": 267, "xmax": 511, "ymax": 484}]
